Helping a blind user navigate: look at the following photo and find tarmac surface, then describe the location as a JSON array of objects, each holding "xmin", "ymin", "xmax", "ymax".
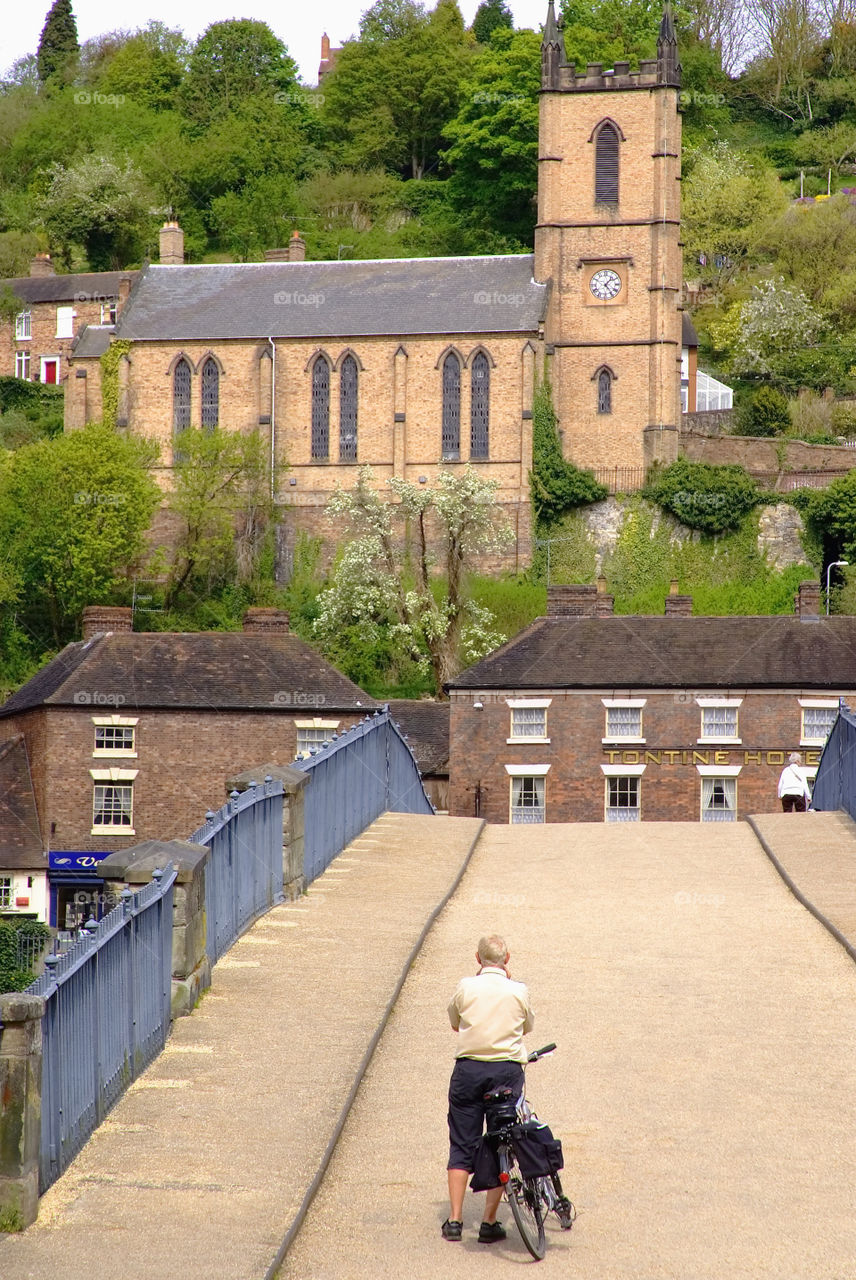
[{"xmin": 3, "ymin": 810, "xmax": 856, "ymax": 1279}]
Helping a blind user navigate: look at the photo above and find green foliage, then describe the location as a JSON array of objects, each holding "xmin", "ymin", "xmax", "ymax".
[
  {"xmin": 530, "ymin": 378, "xmax": 607, "ymax": 527},
  {"xmin": 734, "ymin": 385, "xmax": 791, "ymax": 436},
  {"xmin": 0, "ymin": 423, "xmax": 160, "ymax": 647},
  {"xmin": 472, "ymin": 0, "xmax": 514, "ymax": 43},
  {"xmin": 179, "ymin": 20, "xmax": 298, "ymax": 128},
  {"xmin": 0, "ymin": 918, "xmax": 50, "ymax": 993},
  {"xmin": 36, "ymin": 0, "xmax": 79, "ymax": 84},
  {"xmin": 801, "ymin": 470, "xmax": 856, "ymax": 562},
  {"xmin": 0, "ymin": 377, "xmax": 63, "ymax": 440},
  {"xmin": 644, "ymin": 458, "xmax": 761, "ymax": 533},
  {"xmin": 99, "ymin": 339, "xmax": 132, "ymax": 428},
  {"xmin": 39, "ymin": 154, "xmax": 159, "ymax": 270}
]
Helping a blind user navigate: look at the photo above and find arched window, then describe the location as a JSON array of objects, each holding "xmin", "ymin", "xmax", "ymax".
[
  {"xmin": 595, "ymin": 122, "xmax": 619, "ymax": 205},
  {"xmin": 470, "ymin": 352, "xmax": 490, "ymax": 459},
  {"xmin": 173, "ymin": 358, "xmax": 191, "ymax": 433},
  {"xmin": 442, "ymin": 352, "xmax": 461, "ymax": 460},
  {"xmin": 597, "ymin": 368, "xmax": 613, "ymax": 414},
  {"xmin": 339, "ymin": 355, "xmax": 358, "ymax": 461},
  {"xmin": 201, "ymin": 357, "xmax": 219, "ymax": 431},
  {"xmin": 311, "ymin": 357, "xmax": 330, "ymax": 460}
]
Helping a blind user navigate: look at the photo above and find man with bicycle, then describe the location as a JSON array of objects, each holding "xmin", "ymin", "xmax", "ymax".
[{"xmin": 443, "ymin": 933, "xmax": 534, "ymax": 1243}]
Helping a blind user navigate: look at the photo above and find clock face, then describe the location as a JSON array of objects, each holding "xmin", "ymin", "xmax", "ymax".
[{"xmin": 589, "ymin": 268, "xmax": 622, "ymax": 300}]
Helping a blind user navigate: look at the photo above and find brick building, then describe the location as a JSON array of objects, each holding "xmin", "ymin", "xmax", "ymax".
[
  {"xmin": 446, "ymin": 583, "xmax": 854, "ymax": 824},
  {"xmin": 0, "ymin": 735, "xmax": 47, "ymax": 920},
  {"xmin": 0, "ymin": 606, "xmax": 378, "ymax": 925},
  {"xmin": 60, "ymin": 3, "xmax": 684, "ymax": 566}
]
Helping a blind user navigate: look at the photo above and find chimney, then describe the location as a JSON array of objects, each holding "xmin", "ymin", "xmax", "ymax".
[
  {"xmin": 264, "ymin": 247, "xmax": 289, "ymax": 262},
  {"xmin": 794, "ymin": 581, "xmax": 822, "ymax": 617},
  {"xmin": 288, "ymin": 231, "xmax": 306, "ymax": 262},
  {"xmin": 159, "ymin": 221, "xmax": 184, "ymax": 265},
  {"xmin": 117, "ymin": 273, "xmax": 133, "ymax": 311},
  {"xmin": 242, "ymin": 607, "xmax": 290, "ymax": 634},
  {"xmin": 82, "ymin": 606, "xmax": 133, "ymax": 642},
  {"xmin": 29, "ymin": 253, "xmax": 55, "ymax": 277},
  {"xmin": 547, "ymin": 585, "xmax": 599, "ymax": 617},
  {"xmin": 664, "ymin": 579, "xmax": 693, "ymax": 617},
  {"xmin": 595, "ymin": 574, "xmax": 614, "ymax": 617},
  {"xmin": 321, "ymin": 32, "xmax": 330, "ymax": 60}
]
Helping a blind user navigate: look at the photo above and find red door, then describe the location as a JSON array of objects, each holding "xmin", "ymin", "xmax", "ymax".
[{"xmin": 42, "ymin": 359, "xmax": 58, "ymax": 384}]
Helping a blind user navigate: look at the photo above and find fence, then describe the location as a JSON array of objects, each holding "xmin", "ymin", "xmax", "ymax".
[
  {"xmin": 190, "ymin": 776, "xmax": 284, "ymax": 967},
  {"xmin": 590, "ymin": 466, "xmax": 648, "ymax": 493},
  {"xmin": 26, "ymin": 864, "xmax": 177, "ymax": 1191},
  {"xmin": 751, "ymin": 469, "xmax": 853, "ymax": 491},
  {"xmin": 296, "ymin": 708, "xmax": 434, "ymax": 883},
  {"xmin": 810, "ymin": 700, "xmax": 856, "ymax": 819}
]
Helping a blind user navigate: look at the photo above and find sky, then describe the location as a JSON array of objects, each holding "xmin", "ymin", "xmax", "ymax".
[{"xmin": 2, "ymin": 0, "xmax": 549, "ymax": 84}]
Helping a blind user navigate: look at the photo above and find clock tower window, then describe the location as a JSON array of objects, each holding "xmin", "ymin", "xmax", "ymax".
[{"xmin": 594, "ymin": 122, "xmax": 620, "ymax": 206}]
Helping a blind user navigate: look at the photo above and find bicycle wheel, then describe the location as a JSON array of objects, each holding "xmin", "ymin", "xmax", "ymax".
[
  {"xmin": 547, "ymin": 1174, "xmax": 575, "ymax": 1230},
  {"xmin": 504, "ymin": 1150, "xmax": 546, "ymax": 1259}
]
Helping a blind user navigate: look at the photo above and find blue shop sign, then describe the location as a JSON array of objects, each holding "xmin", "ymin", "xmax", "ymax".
[{"xmin": 49, "ymin": 852, "xmax": 108, "ymax": 872}]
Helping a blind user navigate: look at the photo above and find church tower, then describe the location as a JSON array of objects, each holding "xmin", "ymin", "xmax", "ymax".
[{"xmin": 535, "ymin": 2, "xmax": 683, "ymax": 474}]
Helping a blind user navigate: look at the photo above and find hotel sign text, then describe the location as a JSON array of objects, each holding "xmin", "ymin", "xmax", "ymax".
[{"xmin": 602, "ymin": 749, "xmax": 822, "ymax": 767}]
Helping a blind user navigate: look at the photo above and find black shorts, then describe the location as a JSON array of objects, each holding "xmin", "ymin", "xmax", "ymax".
[{"xmin": 447, "ymin": 1057, "xmax": 525, "ymax": 1172}]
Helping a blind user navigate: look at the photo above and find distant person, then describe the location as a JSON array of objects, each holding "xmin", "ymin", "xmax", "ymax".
[
  {"xmin": 778, "ymin": 752, "xmax": 812, "ymax": 812},
  {"xmin": 443, "ymin": 934, "xmax": 534, "ymax": 1244}
]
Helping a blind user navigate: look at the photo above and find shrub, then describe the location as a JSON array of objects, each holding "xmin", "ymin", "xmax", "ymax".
[
  {"xmin": 0, "ymin": 918, "xmax": 50, "ymax": 993},
  {"xmin": 529, "ymin": 378, "xmax": 607, "ymax": 527},
  {"xmin": 644, "ymin": 458, "xmax": 760, "ymax": 533},
  {"xmin": 734, "ymin": 385, "xmax": 791, "ymax": 436}
]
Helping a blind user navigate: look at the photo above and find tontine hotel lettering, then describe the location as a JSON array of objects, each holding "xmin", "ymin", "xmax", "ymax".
[{"xmin": 602, "ymin": 750, "xmax": 823, "ymax": 767}]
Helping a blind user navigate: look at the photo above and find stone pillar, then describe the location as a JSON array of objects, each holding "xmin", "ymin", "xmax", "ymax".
[
  {"xmin": 226, "ymin": 766, "xmax": 309, "ymax": 898},
  {"xmin": 0, "ymin": 993, "xmax": 45, "ymax": 1229},
  {"xmin": 98, "ymin": 841, "xmax": 212, "ymax": 1019}
]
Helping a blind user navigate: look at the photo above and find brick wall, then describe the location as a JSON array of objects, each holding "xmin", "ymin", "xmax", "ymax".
[
  {"xmin": 680, "ymin": 431, "xmax": 856, "ymax": 473},
  {"xmin": 448, "ymin": 689, "xmax": 849, "ymax": 823},
  {"xmin": 2, "ymin": 297, "xmax": 111, "ymax": 383},
  {"xmin": 1, "ymin": 706, "xmax": 365, "ymax": 853}
]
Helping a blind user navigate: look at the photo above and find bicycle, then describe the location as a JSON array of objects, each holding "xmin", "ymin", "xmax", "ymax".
[{"xmin": 483, "ymin": 1042, "xmax": 576, "ymax": 1260}]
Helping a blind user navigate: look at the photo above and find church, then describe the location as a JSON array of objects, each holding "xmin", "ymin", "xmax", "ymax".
[{"xmin": 63, "ymin": 3, "xmax": 684, "ymax": 567}]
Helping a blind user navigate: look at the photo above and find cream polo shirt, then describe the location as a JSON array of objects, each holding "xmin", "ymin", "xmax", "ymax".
[{"xmin": 447, "ymin": 965, "xmax": 535, "ymax": 1063}]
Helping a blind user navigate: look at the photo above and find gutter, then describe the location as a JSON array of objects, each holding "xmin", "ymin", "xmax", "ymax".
[{"xmin": 268, "ymin": 336, "xmax": 276, "ymax": 501}]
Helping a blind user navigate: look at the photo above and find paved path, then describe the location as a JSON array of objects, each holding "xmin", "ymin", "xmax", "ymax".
[
  {"xmin": 0, "ymin": 813, "xmax": 484, "ymax": 1280},
  {"xmin": 278, "ymin": 820, "xmax": 856, "ymax": 1280}
]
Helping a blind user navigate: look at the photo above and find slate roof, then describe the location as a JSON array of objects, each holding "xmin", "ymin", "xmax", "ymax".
[
  {"xmin": 0, "ymin": 632, "xmax": 379, "ymax": 716},
  {"xmin": 0, "ymin": 735, "xmax": 44, "ymax": 869},
  {"xmin": 115, "ymin": 257, "xmax": 548, "ymax": 341},
  {"xmin": 2, "ymin": 271, "xmax": 138, "ymax": 305},
  {"xmin": 388, "ymin": 700, "xmax": 450, "ymax": 775},
  {"xmin": 71, "ymin": 324, "xmax": 114, "ymax": 357},
  {"xmin": 682, "ymin": 312, "xmax": 698, "ymax": 346},
  {"xmin": 446, "ymin": 615, "xmax": 856, "ymax": 692}
]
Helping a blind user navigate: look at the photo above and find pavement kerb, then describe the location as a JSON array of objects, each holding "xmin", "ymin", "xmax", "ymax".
[
  {"xmin": 263, "ymin": 816, "xmax": 487, "ymax": 1280},
  {"xmin": 746, "ymin": 813, "xmax": 856, "ymax": 965}
]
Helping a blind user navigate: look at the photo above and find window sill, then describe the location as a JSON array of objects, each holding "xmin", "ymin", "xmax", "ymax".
[
  {"xmin": 506, "ymin": 737, "xmax": 551, "ymax": 745},
  {"xmin": 800, "ymin": 739, "xmax": 828, "ymax": 748},
  {"xmin": 697, "ymin": 738, "xmax": 741, "ymax": 746},
  {"xmin": 601, "ymin": 737, "xmax": 645, "ymax": 745},
  {"xmin": 92, "ymin": 751, "xmax": 137, "ymax": 759},
  {"xmin": 91, "ymin": 826, "xmax": 135, "ymax": 836}
]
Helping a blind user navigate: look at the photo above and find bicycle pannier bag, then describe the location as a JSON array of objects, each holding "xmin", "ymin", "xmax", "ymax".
[
  {"xmin": 512, "ymin": 1121, "xmax": 564, "ymax": 1179},
  {"xmin": 469, "ymin": 1136, "xmax": 501, "ymax": 1191}
]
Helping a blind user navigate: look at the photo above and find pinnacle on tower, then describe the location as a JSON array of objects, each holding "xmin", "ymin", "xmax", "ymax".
[
  {"xmin": 657, "ymin": 3, "xmax": 681, "ymax": 85},
  {"xmin": 541, "ymin": 0, "xmax": 566, "ymax": 88}
]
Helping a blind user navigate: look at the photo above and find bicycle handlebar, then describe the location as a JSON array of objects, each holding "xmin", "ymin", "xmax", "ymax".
[{"xmin": 527, "ymin": 1042, "xmax": 557, "ymax": 1062}]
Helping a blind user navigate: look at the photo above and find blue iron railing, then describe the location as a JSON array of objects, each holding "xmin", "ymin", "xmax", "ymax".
[
  {"xmin": 28, "ymin": 864, "xmax": 177, "ymax": 1191},
  {"xmin": 191, "ymin": 776, "xmax": 284, "ymax": 967},
  {"xmin": 810, "ymin": 699, "xmax": 855, "ymax": 817},
  {"xmin": 295, "ymin": 707, "xmax": 434, "ymax": 882}
]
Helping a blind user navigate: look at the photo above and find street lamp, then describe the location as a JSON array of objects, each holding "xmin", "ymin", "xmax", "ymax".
[{"xmin": 826, "ymin": 560, "xmax": 849, "ymax": 615}]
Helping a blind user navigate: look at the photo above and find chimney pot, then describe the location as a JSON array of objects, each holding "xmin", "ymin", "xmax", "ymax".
[
  {"xmin": 242, "ymin": 607, "xmax": 290, "ymax": 634},
  {"xmin": 288, "ymin": 231, "xmax": 307, "ymax": 262},
  {"xmin": 82, "ymin": 606, "xmax": 133, "ymax": 642},
  {"xmin": 669, "ymin": 578, "xmax": 679, "ymax": 596}
]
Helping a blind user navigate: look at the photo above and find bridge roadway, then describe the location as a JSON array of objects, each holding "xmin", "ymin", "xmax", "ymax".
[{"xmin": 3, "ymin": 812, "xmax": 856, "ymax": 1279}]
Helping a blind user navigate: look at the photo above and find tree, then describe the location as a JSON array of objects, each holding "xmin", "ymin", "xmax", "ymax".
[
  {"xmin": 161, "ymin": 428, "xmax": 281, "ymax": 608},
  {"xmin": 734, "ymin": 385, "xmax": 792, "ymax": 435},
  {"xmin": 793, "ymin": 120, "xmax": 856, "ymax": 173},
  {"xmin": 180, "ymin": 20, "xmax": 298, "ymax": 127},
  {"xmin": 769, "ymin": 195, "xmax": 856, "ymax": 324},
  {"xmin": 471, "ymin": 0, "xmax": 514, "ymax": 43},
  {"xmin": 360, "ymin": 0, "xmax": 427, "ymax": 40},
  {"xmin": 0, "ymin": 424, "xmax": 160, "ymax": 647},
  {"xmin": 749, "ymin": 0, "xmax": 822, "ymax": 118},
  {"xmin": 313, "ymin": 466, "xmax": 512, "ymax": 690},
  {"xmin": 681, "ymin": 142, "xmax": 788, "ymax": 289},
  {"xmin": 442, "ymin": 26, "xmax": 540, "ymax": 242},
  {"xmin": 715, "ymin": 277, "xmax": 826, "ymax": 378},
  {"xmin": 95, "ymin": 23, "xmax": 189, "ymax": 112},
  {"xmin": 36, "ymin": 0, "xmax": 79, "ymax": 84},
  {"xmin": 803, "ymin": 469, "xmax": 856, "ymax": 561},
  {"xmin": 39, "ymin": 154, "xmax": 159, "ymax": 269},
  {"xmin": 645, "ymin": 458, "xmax": 761, "ymax": 533}
]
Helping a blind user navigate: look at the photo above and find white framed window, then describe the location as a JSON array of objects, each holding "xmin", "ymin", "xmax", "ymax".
[
  {"xmin": 15, "ymin": 310, "xmax": 31, "ymax": 340},
  {"xmin": 602, "ymin": 762, "xmax": 645, "ymax": 821},
  {"xmin": 507, "ymin": 698, "xmax": 551, "ymax": 743},
  {"xmin": 698, "ymin": 764, "xmax": 740, "ymax": 822},
  {"xmin": 90, "ymin": 767, "xmax": 138, "ymax": 834},
  {"xmin": 799, "ymin": 700, "xmax": 838, "ymax": 747},
  {"xmin": 56, "ymin": 306, "xmax": 75, "ymax": 338},
  {"xmin": 0, "ymin": 876, "xmax": 12, "ymax": 908},
  {"xmin": 296, "ymin": 719, "xmax": 340, "ymax": 756},
  {"xmin": 602, "ymin": 698, "xmax": 645, "ymax": 743},
  {"xmin": 93, "ymin": 715, "xmax": 138, "ymax": 757},
  {"xmin": 506, "ymin": 763, "xmax": 549, "ymax": 824},
  {"xmin": 697, "ymin": 698, "xmax": 742, "ymax": 744},
  {"xmin": 15, "ymin": 350, "xmax": 30, "ymax": 380},
  {"xmin": 101, "ymin": 300, "xmax": 118, "ymax": 324}
]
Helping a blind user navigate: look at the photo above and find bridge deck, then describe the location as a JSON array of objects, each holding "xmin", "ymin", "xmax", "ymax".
[{"xmin": 3, "ymin": 813, "xmax": 856, "ymax": 1279}]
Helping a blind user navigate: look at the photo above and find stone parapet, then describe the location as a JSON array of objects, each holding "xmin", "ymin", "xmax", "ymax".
[{"xmin": 0, "ymin": 993, "xmax": 45, "ymax": 1229}]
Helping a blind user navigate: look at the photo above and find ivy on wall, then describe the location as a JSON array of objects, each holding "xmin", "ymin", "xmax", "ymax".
[
  {"xmin": 529, "ymin": 377, "xmax": 607, "ymax": 527},
  {"xmin": 99, "ymin": 339, "xmax": 132, "ymax": 428}
]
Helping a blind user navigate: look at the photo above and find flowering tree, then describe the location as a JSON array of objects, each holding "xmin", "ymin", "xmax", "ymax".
[
  {"xmin": 710, "ymin": 277, "xmax": 825, "ymax": 377},
  {"xmin": 314, "ymin": 466, "xmax": 512, "ymax": 690}
]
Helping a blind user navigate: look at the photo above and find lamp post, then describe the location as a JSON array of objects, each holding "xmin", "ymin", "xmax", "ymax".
[{"xmin": 826, "ymin": 560, "xmax": 849, "ymax": 615}]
